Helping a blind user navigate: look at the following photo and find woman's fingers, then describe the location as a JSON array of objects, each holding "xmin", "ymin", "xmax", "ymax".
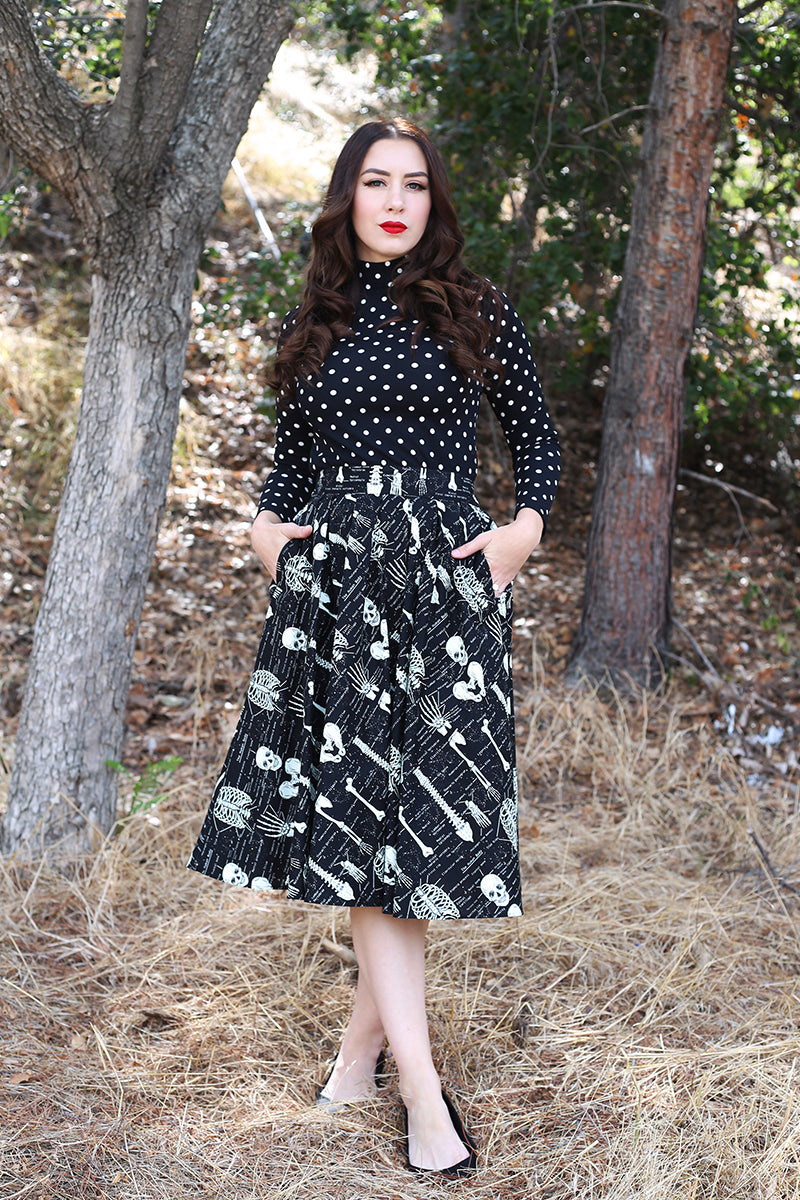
[
  {"xmin": 250, "ymin": 515, "xmax": 314, "ymax": 575},
  {"xmin": 450, "ymin": 531, "xmax": 492, "ymax": 558}
]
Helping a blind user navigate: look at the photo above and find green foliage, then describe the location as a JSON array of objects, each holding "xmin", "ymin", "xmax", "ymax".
[
  {"xmin": 323, "ymin": 0, "xmax": 660, "ymax": 371},
  {"xmin": 319, "ymin": 0, "xmax": 800, "ymax": 490},
  {"xmin": 31, "ymin": 2, "xmax": 162, "ymax": 91},
  {"xmin": 198, "ymin": 238, "xmax": 307, "ymax": 330},
  {"xmin": 689, "ymin": 4, "xmax": 800, "ymax": 492},
  {"xmin": 107, "ymin": 754, "xmax": 183, "ymax": 819}
]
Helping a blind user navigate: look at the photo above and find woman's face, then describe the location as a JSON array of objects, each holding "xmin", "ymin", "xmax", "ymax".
[{"xmin": 351, "ymin": 137, "xmax": 432, "ymax": 262}]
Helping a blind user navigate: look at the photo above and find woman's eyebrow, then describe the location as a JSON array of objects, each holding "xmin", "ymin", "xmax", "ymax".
[{"xmin": 359, "ymin": 168, "xmax": 429, "ymax": 179}]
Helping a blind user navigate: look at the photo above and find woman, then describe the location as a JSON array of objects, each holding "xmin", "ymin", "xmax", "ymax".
[{"xmin": 188, "ymin": 119, "xmax": 560, "ymax": 1177}]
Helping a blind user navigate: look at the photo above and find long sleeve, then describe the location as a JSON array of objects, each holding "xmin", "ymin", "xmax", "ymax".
[
  {"xmin": 256, "ymin": 391, "xmax": 318, "ymax": 520},
  {"xmin": 256, "ymin": 310, "xmax": 319, "ymax": 521},
  {"xmin": 483, "ymin": 291, "xmax": 561, "ymax": 523},
  {"xmin": 253, "ymin": 265, "xmax": 560, "ymax": 526}
]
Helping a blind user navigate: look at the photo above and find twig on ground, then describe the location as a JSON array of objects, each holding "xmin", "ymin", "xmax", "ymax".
[
  {"xmin": 671, "ymin": 620, "xmax": 722, "ymax": 682},
  {"xmin": 319, "ymin": 937, "xmax": 357, "ymax": 966},
  {"xmin": 680, "ymin": 469, "xmax": 777, "ymax": 544},
  {"xmin": 748, "ymin": 827, "xmax": 800, "ymax": 903}
]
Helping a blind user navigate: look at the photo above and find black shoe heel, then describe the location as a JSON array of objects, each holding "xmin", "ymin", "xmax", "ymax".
[{"xmin": 401, "ymin": 1090, "xmax": 479, "ymax": 1177}]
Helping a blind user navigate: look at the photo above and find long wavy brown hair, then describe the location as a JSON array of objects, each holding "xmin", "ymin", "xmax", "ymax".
[{"xmin": 270, "ymin": 119, "xmax": 502, "ymax": 402}]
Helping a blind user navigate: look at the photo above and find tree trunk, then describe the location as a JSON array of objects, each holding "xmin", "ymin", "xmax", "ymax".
[
  {"xmin": 1, "ymin": 219, "xmax": 199, "ymax": 853},
  {"xmin": 567, "ymin": 0, "xmax": 736, "ymax": 688},
  {"xmin": 0, "ymin": 0, "xmax": 295, "ymax": 858}
]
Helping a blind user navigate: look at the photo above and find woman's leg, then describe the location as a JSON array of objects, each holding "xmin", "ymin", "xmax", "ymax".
[
  {"xmin": 348, "ymin": 906, "xmax": 470, "ymax": 1171},
  {"xmin": 317, "ymin": 962, "xmax": 386, "ymax": 1102}
]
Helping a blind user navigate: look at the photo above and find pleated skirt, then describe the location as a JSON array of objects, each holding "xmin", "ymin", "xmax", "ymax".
[{"xmin": 187, "ymin": 462, "xmax": 522, "ymax": 919}]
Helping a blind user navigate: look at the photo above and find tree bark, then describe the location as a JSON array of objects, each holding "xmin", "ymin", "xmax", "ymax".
[
  {"xmin": 0, "ymin": 0, "xmax": 295, "ymax": 858},
  {"xmin": 567, "ymin": 0, "xmax": 736, "ymax": 688}
]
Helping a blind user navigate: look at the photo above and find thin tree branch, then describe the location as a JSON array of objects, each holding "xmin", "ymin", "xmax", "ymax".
[
  {"xmin": 134, "ymin": 0, "xmax": 215, "ymax": 179},
  {"xmin": 737, "ymin": 0, "xmax": 767, "ymax": 19},
  {"xmin": 748, "ymin": 829, "xmax": 800, "ymax": 921},
  {"xmin": 0, "ymin": 0, "xmax": 87, "ymax": 198},
  {"xmin": 578, "ymin": 104, "xmax": 651, "ymax": 135},
  {"xmin": 558, "ymin": 1, "xmax": 662, "ymax": 15},
  {"xmin": 105, "ymin": 0, "xmax": 149, "ymax": 153},
  {"xmin": 672, "ymin": 619, "xmax": 722, "ymax": 681},
  {"xmin": 170, "ymin": 0, "xmax": 295, "ymax": 188},
  {"xmin": 679, "ymin": 469, "xmax": 778, "ymax": 511}
]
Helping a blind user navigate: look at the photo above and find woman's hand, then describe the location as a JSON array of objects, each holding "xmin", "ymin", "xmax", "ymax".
[
  {"xmin": 251, "ymin": 509, "xmax": 313, "ymax": 578},
  {"xmin": 451, "ymin": 507, "xmax": 544, "ymax": 594}
]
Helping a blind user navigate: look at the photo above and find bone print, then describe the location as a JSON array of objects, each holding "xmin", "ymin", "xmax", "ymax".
[
  {"xmin": 341, "ymin": 859, "xmax": 368, "ymax": 884},
  {"xmin": 363, "ymin": 596, "xmax": 381, "ymax": 626},
  {"xmin": 464, "ymin": 798, "xmax": 490, "ymax": 828},
  {"xmin": 485, "ymin": 608, "xmax": 505, "ymax": 646},
  {"xmin": 424, "ymin": 550, "xmax": 452, "ymax": 603},
  {"xmin": 255, "ymin": 804, "xmax": 307, "ymax": 838},
  {"xmin": 329, "ymin": 529, "xmax": 366, "ymax": 555},
  {"xmin": 367, "ymin": 465, "xmax": 384, "ymax": 496},
  {"xmin": 222, "ymin": 862, "xmax": 249, "ymax": 887},
  {"xmin": 320, "ymin": 722, "xmax": 345, "ymax": 763},
  {"xmin": 352, "ymin": 737, "xmax": 403, "ymax": 791},
  {"xmin": 412, "ymin": 767, "xmax": 473, "ymax": 842},
  {"xmin": 453, "ymin": 661, "xmax": 486, "ymax": 703},
  {"xmin": 385, "ymin": 558, "xmax": 406, "ymax": 589},
  {"xmin": 332, "ymin": 629, "xmax": 350, "ymax": 673},
  {"xmin": 370, "ymin": 618, "xmax": 390, "ymax": 661},
  {"xmin": 433, "ymin": 503, "xmax": 456, "ymax": 548},
  {"xmin": 188, "ymin": 462, "xmax": 525, "ymax": 920},
  {"xmin": 348, "ymin": 661, "xmax": 380, "ymax": 700},
  {"xmin": 247, "ymin": 669, "xmax": 283, "ymax": 712},
  {"xmin": 447, "ymin": 729, "xmax": 501, "ymax": 800},
  {"xmin": 279, "ymin": 757, "xmax": 310, "ymax": 800},
  {"xmin": 370, "ymin": 522, "xmax": 388, "ymax": 560},
  {"xmin": 373, "ymin": 845, "xmax": 412, "ymax": 888},
  {"xmin": 315, "ymin": 795, "xmax": 374, "ymax": 855},
  {"xmin": 410, "ymin": 884, "xmax": 460, "ymax": 920},
  {"xmin": 408, "ymin": 645, "xmax": 425, "ymax": 692},
  {"xmin": 397, "ymin": 804, "xmax": 434, "ymax": 858},
  {"xmin": 419, "ymin": 693, "xmax": 453, "ymax": 736},
  {"xmin": 345, "ymin": 777, "xmax": 385, "ymax": 821},
  {"xmin": 283, "ymin": 555, "xmax": 316, "ymax": 594},
  {"xmin": 306, "ymin": 857, "xmax": 356, "ymax": 902},
  {"xmin": 453, "ymin": 563, "xmax": 489, "ymax": 615},
  {"xmin": 255, "ymin": 747, "xmax": 282, "ymax": 772},
  {"xmin": 481, "ymin": 717, "xmax": 511, "ymax": 770},
  {"xmin": 213, "ymin": 786, "xmax": 253, "ymax": 830},
  {"xmin": 499, "ymin": 793, "xmax": 519, "ymax": 849},
  {"xmin": 402, "ymin": 501, "xmax": 422, "ymax": 552}
]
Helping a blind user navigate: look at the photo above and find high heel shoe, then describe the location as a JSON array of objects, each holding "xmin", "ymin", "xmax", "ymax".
[
  {"xmin": 315, "ymin": 1046, "xmax": 386, "ymax": 1107},
  {"xmin": 401, "ymin": 1090, "xmax": 479, "ymax": 1177}
]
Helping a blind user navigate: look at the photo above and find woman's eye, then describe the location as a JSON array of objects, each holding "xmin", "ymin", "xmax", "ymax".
[
  {"xmin": 364, "ymin": 178, "xmax": 385, "ymax": 187},
  {"xmin": 407, "ymin": 182, "xmax": 427, "ymax": 191}
]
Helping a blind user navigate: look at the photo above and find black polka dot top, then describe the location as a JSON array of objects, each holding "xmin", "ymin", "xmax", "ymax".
[{"xmin": 257, "ymin": 258, "xmax": 560, "ymax": 523}]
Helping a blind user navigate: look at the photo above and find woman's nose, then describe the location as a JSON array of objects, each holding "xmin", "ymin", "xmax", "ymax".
[{"xmin": 385, "ymin": 186, "xmax": 405, "ymax": 212}]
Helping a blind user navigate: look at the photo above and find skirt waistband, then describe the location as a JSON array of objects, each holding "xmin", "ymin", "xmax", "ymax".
[{"xmin": 312, "ymin": 462, "xmax": 476, "ymax": 501}]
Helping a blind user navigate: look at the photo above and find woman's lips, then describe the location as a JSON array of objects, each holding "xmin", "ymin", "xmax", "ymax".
[{"xmin": 380, "ymin": 222, "xmax": 407, "ymax": 234}]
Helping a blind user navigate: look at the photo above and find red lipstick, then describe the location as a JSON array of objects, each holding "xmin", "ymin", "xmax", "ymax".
[{"xmin": 380, "ymin": 222, "xmax": 407, "ymax": 234}]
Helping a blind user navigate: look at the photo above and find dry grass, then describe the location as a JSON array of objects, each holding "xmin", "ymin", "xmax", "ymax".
[
  {"xmin": 2, "ymin": 666, "xmax": 799, "ymax": 1200},
  {"xmin": 0, "ymin": 325, "xmax": 82, "ymax": 527}
]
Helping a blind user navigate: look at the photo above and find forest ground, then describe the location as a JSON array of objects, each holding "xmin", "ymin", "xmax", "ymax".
[{"xmin": 1, "ymin": 38, "xmax": 799, "ymax": 1200}]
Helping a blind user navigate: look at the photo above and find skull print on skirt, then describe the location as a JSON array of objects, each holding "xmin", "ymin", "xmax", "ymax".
[{"xmin": 187, "ymin": 462, "xmax": 522, "ymax": 919}]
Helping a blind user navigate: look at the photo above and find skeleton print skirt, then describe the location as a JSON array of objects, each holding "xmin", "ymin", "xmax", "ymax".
[{"xmin": 187, "ymin": 462, "xmax": 522, "ymax": 920}]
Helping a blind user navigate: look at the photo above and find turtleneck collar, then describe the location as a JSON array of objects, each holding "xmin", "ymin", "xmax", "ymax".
[{"xmin": 356, "ymin": 257, "xmax": 404, "ymax": 289}]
